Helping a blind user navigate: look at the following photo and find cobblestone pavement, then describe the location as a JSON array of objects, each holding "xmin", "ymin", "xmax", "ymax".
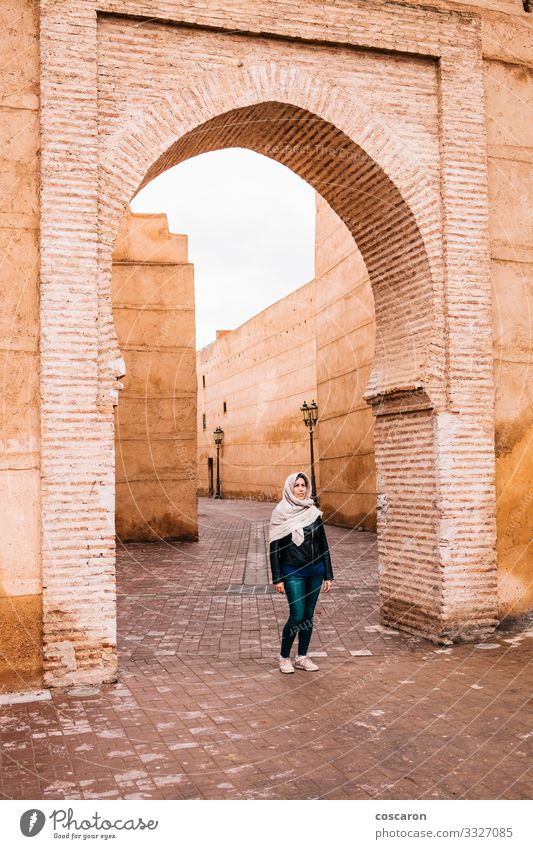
[{"xmin": 1, "ymin": 499, "xmax": 531, "ymax": 800}]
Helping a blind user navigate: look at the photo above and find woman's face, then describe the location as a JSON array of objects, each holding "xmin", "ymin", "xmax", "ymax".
[{"xmin": 292, "ymin": 477, "xmax": 308, "ymax": 500}]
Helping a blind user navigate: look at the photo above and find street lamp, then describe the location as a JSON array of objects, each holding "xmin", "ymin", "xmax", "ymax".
[
  {"xmin": 213, "ymin": 426, "xmax": 224, "ymax": 499},
  {"xmin": 300, "ymin": 400, "xmax": 319, "ymax": 504}
]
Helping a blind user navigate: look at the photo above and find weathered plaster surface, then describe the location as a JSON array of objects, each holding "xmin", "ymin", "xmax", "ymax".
[
  {"xmin": 112, "ymin": 210, "xmax": 198, "ymax": 542},
  {"xmin": 0, "ymin": 0, "xmax": 42, "ymax": 691},
  {"xmin": 484, "ymin": 59, "xmax": 533, "ymax": 618},
  {"xmin": 315, "ymin": 196, "xmax": 377, "ymax": 530}
]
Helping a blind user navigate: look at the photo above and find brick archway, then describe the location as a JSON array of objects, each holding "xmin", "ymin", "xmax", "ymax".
[
  {"xmin": 98, "ymin": 67, "xmax": 446, "ymax": 412},
  {"xmin": 39, "ymin": 11, "xmax": 498, "ymax": 686}
]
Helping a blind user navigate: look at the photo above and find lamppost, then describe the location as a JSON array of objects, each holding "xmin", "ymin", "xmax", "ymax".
[
  {"xmin": 300, "ymin": 400, "xmax": 319, "ymax": 505},
  {"xmin": 213, "ymin": 426, "xmax": 224, "ymax": 499}
]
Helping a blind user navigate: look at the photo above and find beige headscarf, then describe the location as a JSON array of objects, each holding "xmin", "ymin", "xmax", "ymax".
[{"xmin": 268, "ymin": 472, "xmax": 322, "ymax": 547}]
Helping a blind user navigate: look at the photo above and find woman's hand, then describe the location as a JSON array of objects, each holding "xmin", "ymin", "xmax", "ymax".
[
  {"xmin": 274, "ymin": 582, "xmax": 285, "ymax": 593},
  {"xmin": 323, "ymin": 580, "xmax": 332, "ymax": 593}
]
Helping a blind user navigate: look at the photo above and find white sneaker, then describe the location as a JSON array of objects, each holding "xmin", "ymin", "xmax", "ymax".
[
  {"xmin": 279, "ymin": 655, "xmax": 295, "ymax": 674},
  {"xmin": 294, "ymin": 655, "xmax": 319, "ymax": 671}
]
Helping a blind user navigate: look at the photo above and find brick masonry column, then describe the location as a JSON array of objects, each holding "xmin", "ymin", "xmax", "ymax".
[
  {"xmin": 432, "ymin": 43, "xmax": 498, "ymax": 639},
  {"xmin": 370, "ymin": 391, "xmax": 497, "ymax": 644},
  {"xmin": 370, "ymin": 37, "xmax": 498, "ymax": 643},
  {"xmin": 40, "ymin": 0, "xmax": 117, "ymax": 686},
  {"xmin": 371, "ymin": 392, "xmax": 443, "ymax": 640}
]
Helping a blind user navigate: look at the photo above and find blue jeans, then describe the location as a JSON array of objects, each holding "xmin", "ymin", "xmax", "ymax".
[{"xmin": 280, "ymin": 575, "xmax": 323, "ymax": 658}]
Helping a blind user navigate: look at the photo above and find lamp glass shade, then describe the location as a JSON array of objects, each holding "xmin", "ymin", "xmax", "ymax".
[
  {"xmin": 300, "ymin": 402, "xmax": 310, "ymax": 424},
  {"xmin": 214, "ymin": 427, "xmax": 224, "ymax": 445}
]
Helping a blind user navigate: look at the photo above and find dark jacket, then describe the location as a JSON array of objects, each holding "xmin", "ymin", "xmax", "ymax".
[{"xmin": 269, "ymin": 517, "xmax": 334, "ymax": 584}]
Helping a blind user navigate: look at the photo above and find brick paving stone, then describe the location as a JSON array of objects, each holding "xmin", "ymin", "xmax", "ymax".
[{"xmin": 1, "ymin": 498, "xmax": 532, "ymax": 800}]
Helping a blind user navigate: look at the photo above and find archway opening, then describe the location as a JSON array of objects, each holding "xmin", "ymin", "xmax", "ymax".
[
  {"xmin": 111, "ymin": 164, "xmax": 381, "ymax": 665},
  {"xmin": 112, "ymin": 146, "xmax": 379, "ymax": 543}
]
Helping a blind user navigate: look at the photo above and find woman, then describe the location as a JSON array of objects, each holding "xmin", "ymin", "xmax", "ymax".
[{"xmin": 269, "ymin": 472, "xmax": 334, "ymax": 673}]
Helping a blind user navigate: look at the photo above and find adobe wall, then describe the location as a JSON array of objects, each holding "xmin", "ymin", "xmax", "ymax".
[
  {"xmin": 0, "ymin": 0, "xmax": 42, "ymax": 692},
  {"xmin": 315, "ymin": 196, "xmax": 377, "ymax": 531},
  {"xmin": 112, "ymin": 210, "xmax": 198, "ymax": 542},
  {"xmin": 484, "ymin": 57, "xmax": 533, "ymax": 620},
  {"xmin": 196, "ymin": 282, "xmax": 318, "ymax": 501}
]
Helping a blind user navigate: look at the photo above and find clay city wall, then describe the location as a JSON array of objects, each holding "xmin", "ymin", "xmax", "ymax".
[
  {"xmin": 112, "ymin": 209, "xmax": 198, "ymax": 542},
  {"xmin": 485, "ymin": 57, "xmax": 533, "ymax": 621},
  {"xmin": 197, "ymin": 280, "xmax": 318, "ymax": 502},
  {"xmin": 0, "ymin": 0, "xmax": 41, "ymax": 691},
  {"xmin": 0, "ymin": 0, "xmax": 531, "ymax": 689},
  {"xmin": 315, "ymin": 197, "xmax": 377, "ymax": 530}
]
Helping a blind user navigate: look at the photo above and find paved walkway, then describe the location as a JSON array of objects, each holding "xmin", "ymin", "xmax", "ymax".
[{"xmin": 1, "ymin": 499, "xmax": 531, "ymax": 800}]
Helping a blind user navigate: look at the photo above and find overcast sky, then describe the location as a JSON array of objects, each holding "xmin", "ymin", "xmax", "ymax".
[{"xmin": 131, "ymin": 148, "xmax": 316, "ymax": 349}]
